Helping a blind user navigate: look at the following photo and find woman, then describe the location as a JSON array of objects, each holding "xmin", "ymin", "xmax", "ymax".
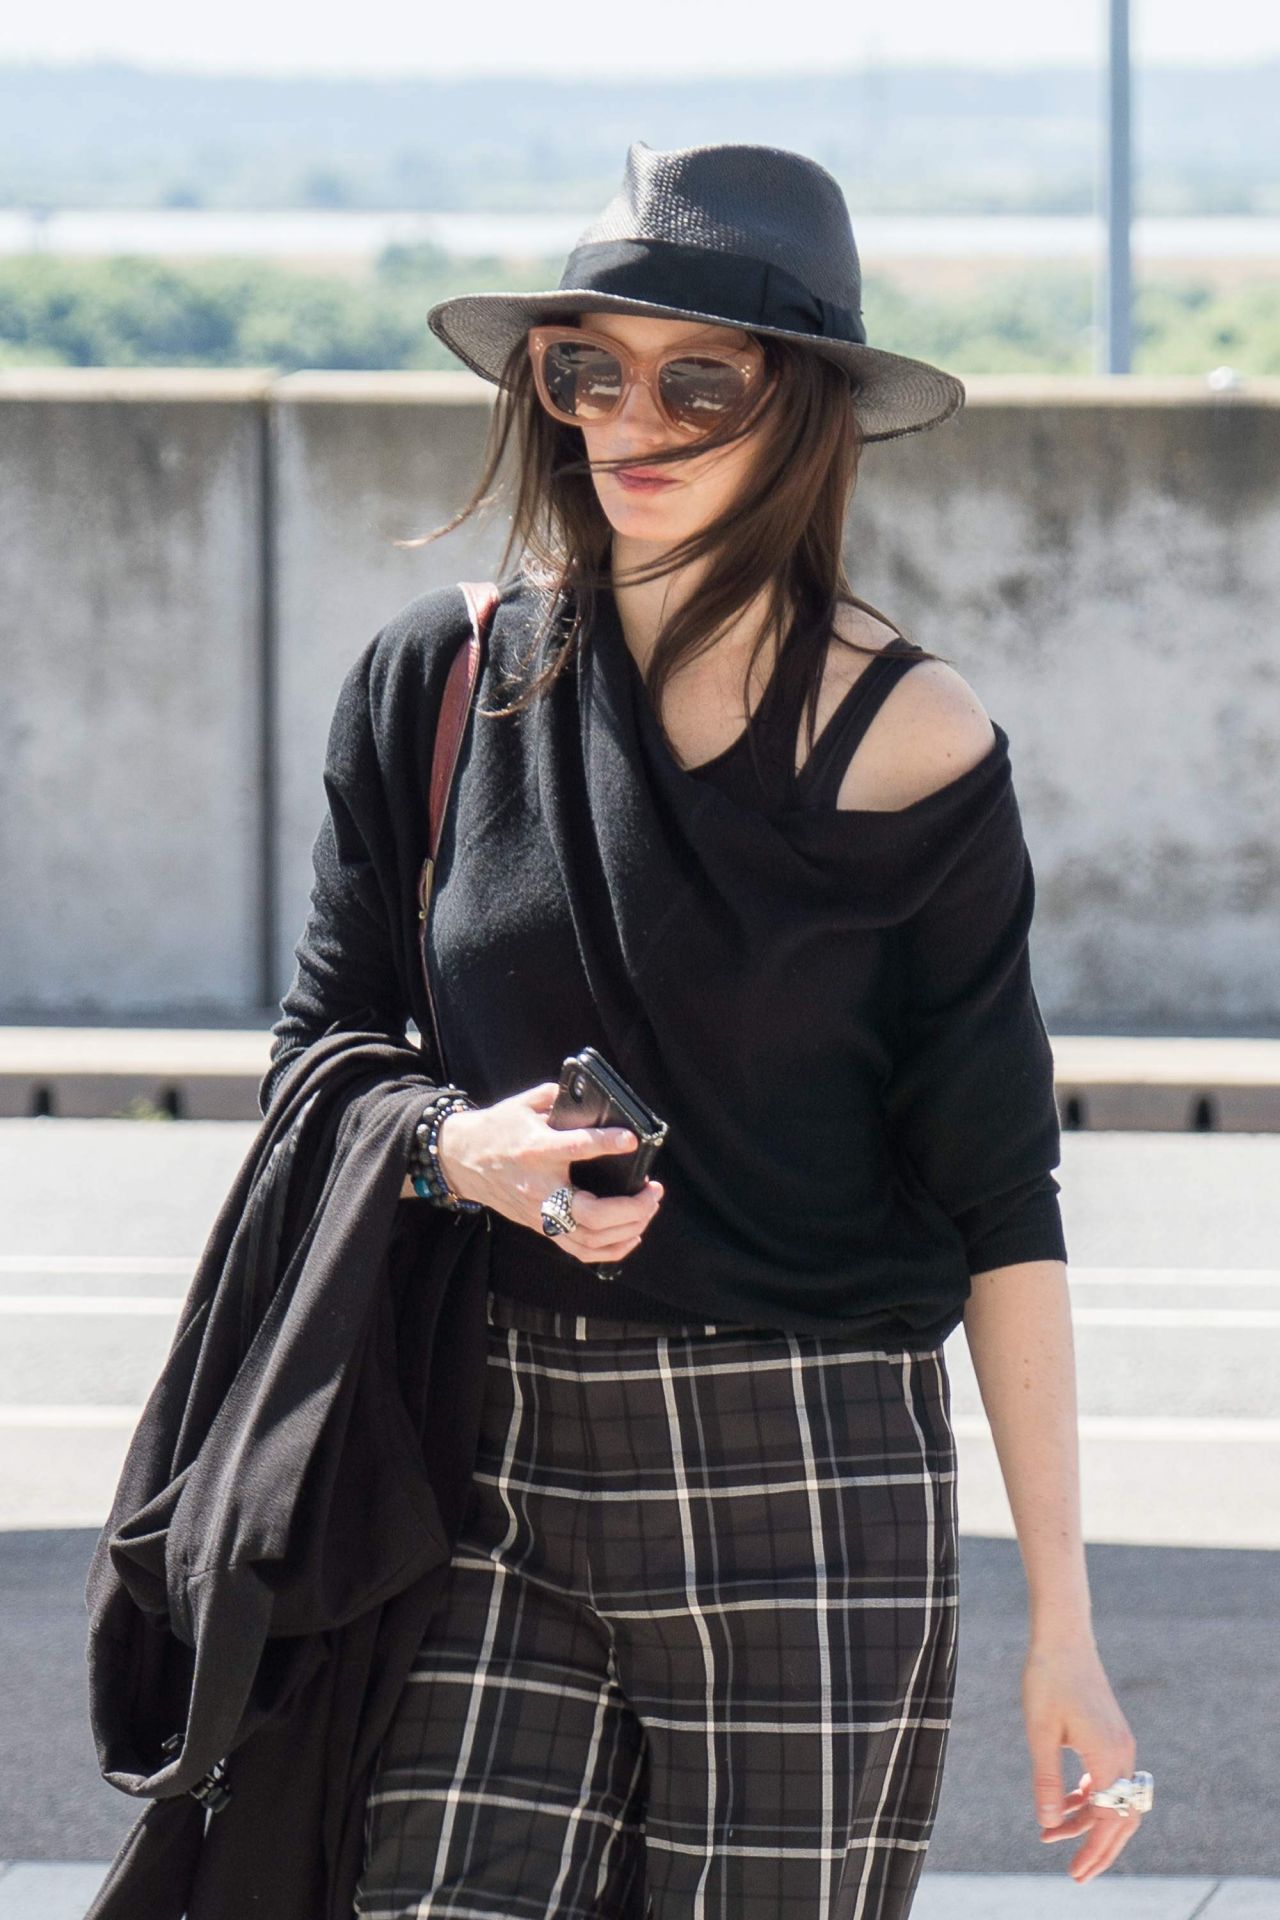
[{"xmin": 269, "ymin": 141, "xmax": 1151, "ymax": 1919}]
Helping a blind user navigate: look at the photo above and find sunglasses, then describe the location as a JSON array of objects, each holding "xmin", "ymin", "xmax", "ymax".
[{"xmin": 527, "ymin": 323, "xmax": 767, "ymax": 436}]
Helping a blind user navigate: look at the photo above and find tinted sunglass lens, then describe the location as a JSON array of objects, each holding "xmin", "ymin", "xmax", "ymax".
[
  {"xmin": 542, "ymin": 340, "xmax": 624, "ymax": 419},
  {"xmin": 659, "ymin": 356, "xmax": 750, "ymax": 428}
]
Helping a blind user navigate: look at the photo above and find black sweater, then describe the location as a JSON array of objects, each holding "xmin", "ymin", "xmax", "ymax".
[{"xmin": 263, "ymin": 574, "xmax": 1066, "ymax": 1346}]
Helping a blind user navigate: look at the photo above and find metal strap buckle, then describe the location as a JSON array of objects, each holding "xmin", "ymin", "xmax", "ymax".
[{"xmin": 160, "ymin": 1734, "xmax": 233, "ymax": 1813}]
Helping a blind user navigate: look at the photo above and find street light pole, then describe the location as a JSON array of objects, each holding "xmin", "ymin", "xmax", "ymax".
[{"xmin": 1099, "ymin": 0, "xmax": 1133, "ymax": 372}]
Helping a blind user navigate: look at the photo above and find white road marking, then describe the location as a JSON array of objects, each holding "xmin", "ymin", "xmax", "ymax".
[
  {"xmin": 4, "ymin": 1406, "xmax": 1280, "ymax": 1442},
  {"xmin": 0, "ymin": 1406, "xmax": 145, "ymax": 1427},
  {"xmin": 2, "ymin": 1258, "xmax": 1279, "ymax": 1282},
  {"xmin": 1071, "ymin": 1308, "xmax": 1280, "ymax": 1327},
  {"xmin": 952, "ymin": 1415, "xmax": 1280, "ymax": 1442},
  {"xmin": 0, "ymin": 1254, "xmax": 196, "ymax": 1273},
  {"xmin": 5, "ymin": 1294, "xmax": 1280, "ymax": 1331},
  {"xmin": 0, "ymin": 1295, "xmax": 185, "ymax": 1314}
]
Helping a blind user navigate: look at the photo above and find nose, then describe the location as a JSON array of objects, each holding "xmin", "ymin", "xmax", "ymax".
[{"xmin": 612, "ymin": 370, "xmax": 668, "ymax": 435}]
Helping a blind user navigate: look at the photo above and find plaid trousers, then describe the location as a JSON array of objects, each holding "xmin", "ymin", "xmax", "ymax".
[{"xmin": 354, "ymin": 1287, "xmax": 959, "ymax": 1920}]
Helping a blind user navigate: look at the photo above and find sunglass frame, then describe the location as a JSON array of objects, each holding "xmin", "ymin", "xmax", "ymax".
[{"xmin": 527, "ymin": 322, "xmax": 766, "ymax": 434}]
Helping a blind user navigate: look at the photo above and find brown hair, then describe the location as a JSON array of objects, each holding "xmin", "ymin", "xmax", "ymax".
[{"xmin": 395, "ymin": 322, "xmax": 950, "ymax": 785}]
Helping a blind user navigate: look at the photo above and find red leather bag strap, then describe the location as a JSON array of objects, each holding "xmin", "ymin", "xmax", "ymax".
[{"xmin": 417, "ymin": 580, "xmax": 502, "ymax": 1076}]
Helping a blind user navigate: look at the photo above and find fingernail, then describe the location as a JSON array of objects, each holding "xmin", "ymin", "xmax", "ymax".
[{"xmin": 617, "ymin": 1131, "xmax": 638, "ymax": 1147}]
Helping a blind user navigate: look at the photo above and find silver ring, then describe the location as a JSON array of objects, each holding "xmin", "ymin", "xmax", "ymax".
[
  {"xmin": 540, "ymin": 1185, "xmax": 579, "ymax": 1237},
  {"xmin": 1088, "ymin": 1771, "xmax": 1154, "ymax": 1817}
]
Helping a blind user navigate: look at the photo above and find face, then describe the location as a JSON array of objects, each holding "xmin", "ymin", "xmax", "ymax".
[{"xmin": 559, "ymin": 312, "xmax": 776, "ymax": 548}]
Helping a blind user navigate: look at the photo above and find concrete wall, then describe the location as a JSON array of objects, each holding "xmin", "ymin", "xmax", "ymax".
[
  {"xmin": 1, "ymin": 372, "xmax": 270, "ymax": 1016},
  {"xmin": 2, "ymin": 368, "xmax": 1277, "ymax": 1031}
]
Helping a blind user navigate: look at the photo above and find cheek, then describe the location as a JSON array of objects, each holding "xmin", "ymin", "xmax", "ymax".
[{"xmin": 683, "ymin": 437, "xmax": 755, "ymax": 505}]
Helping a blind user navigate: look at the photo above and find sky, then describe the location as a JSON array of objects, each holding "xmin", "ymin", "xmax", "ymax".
[{"xmin": 1, "ymin": 0, "xmax": 1278, "ymax": 77}]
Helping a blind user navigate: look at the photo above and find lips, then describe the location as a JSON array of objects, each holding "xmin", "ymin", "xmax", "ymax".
[{"xmin": 616, "ymin": 465, "xmax": 677, "ymax": 489}]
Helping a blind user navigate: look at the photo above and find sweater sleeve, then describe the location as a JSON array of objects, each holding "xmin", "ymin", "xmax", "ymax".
[
  {"xmin": 259, "ymin": 635, "xmax": 436, "ymax": 1119},
  {"xmin": 881, "ymin": 775, "xmax": 1068, "ymax": 1277}
]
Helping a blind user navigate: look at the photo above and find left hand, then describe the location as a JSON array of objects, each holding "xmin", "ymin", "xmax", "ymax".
[{"xmin": 1022, "ymin": 1634, "xmax": 1145, "ymax": 1883}]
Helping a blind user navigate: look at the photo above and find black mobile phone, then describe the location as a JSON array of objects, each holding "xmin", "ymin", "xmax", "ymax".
[{"xmin": 546, "ymin": 1046, "xmax": 669, "ymax": 1199}]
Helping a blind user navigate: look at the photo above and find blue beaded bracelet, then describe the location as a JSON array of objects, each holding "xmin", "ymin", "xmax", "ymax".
[{"xmin": 408, "ymin": 1087, "xmax": 482, "ymax": 1212}]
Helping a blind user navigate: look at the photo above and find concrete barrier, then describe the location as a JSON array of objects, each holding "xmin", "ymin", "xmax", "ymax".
[{"xmin": 2, "ymin": 370, "xmax": 1278, "ymax": 1030}]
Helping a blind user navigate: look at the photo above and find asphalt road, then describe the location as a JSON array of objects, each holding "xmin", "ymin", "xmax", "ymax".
[{"xmin": 2, "ymin": 1121, "xmax": 1278, "ymax": 1880}]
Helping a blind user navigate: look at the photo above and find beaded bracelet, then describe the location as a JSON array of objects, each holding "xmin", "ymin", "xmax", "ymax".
[{"xmin": 408, "ymin": 1086, "xmax": 483, "ymax": 1212}]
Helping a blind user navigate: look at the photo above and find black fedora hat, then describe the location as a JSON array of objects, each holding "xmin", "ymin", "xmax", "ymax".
[{"xmin": 426, "ymin": 139, "xmax": 966, "ymax": 444}]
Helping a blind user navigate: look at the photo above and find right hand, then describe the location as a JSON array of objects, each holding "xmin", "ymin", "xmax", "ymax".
[{"xmin": 433, "ymin": 1080, "xmax": 664, "ymax": 1264}]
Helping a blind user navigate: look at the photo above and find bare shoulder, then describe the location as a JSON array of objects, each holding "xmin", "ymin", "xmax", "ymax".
[{"xmin": 832, "ymin": 633, "xmax": 997, "ymax": 813}]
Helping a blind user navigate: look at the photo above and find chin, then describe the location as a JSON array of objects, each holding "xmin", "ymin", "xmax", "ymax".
[{"xmin": 601, "ymin": 497, "xmax": 688, "ymax": 535}]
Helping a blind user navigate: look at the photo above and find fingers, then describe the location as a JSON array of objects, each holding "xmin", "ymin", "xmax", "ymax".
[
  {"xmin": 1052, "ymin": 1807, "xmax": 1143, "ymax": 1885},
  {"xmin": 1037, "ymin": 1768, "xmax": 1091, "ymax": 1837},
  {"xmin": 1030, "ymin": 1742, "xmax": 1065, "ymax": 1833},
  {"xmin": 517, "ymin": 1075, "xmax": 643, "ymax": 1161},
  {"xmin": 1063, "ymin": 1741, "xmax": 1138, "ymax": 1883},
  {"xmin": 571, "ymin": 1223, "xmax": 645, "ymax": 1261},
  {"xmin": 561, "ymin": 1179, "xmax": 662, "ymax": 1232},
  {"xmin": 541, "ymin": 1179, "xmax": 664, "ymax": 1264},
  {"xmin": 523, "ymin": 1082, "xmax": 563, "ymax": 1110},
  {"xmin": 521, "ymin": 1084, "xmax": 638, "ymax": 1156},
  {"xmin": 1038, "ymin": 1763, "xmax": 1146, "ymax": 1885},
  {"xmin": 567, "ymin": 1125, "xmax": 641, "ymax": 1159}
]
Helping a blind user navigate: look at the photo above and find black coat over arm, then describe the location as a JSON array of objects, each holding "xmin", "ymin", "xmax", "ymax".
[{"xmin": 83, "ymin": 1027, "xmax": 493, "ymax": 1920}]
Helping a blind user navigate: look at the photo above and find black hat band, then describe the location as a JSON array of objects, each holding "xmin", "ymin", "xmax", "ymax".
[{"xmin": 554, "ymin": 237, "xmax": 867, "ymax": 348}]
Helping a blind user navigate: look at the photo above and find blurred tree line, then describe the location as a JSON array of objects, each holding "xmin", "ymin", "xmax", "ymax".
[{"xmin": 0, "ymin": 244, "xmax": 1275, "ymax": 376}]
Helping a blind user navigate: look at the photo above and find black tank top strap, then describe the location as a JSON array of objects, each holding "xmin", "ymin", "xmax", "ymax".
[{"xmin": 791, "ymin": 637, "xmax": 927, "ymax": 810}]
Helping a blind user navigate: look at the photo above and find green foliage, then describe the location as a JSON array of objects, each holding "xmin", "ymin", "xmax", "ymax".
[
  {"xmin": 861, "ymin": 269, "xmax": 1099, "ymax": 374},
  {"xmin": 113, "ymin": 1095, "xmax": 175, "ymax": 1122},
  {"xmin": 0, "ymin": 249, "xmax": 1276, "ymax": 376},
  {"xmin": 1133, "ymin": 276, "xmax": 1280, "ymax": 374}
]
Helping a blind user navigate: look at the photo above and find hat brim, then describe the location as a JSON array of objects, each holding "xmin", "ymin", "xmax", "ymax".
[{"xmin": 425, "ymin": 288, "xmax": 965, "ymax": 444}]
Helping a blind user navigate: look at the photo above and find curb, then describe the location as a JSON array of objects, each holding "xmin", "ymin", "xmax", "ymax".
[{"xmin": 4, "ymin": 1027, "xmax": 1280, "ymax": 1128}]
